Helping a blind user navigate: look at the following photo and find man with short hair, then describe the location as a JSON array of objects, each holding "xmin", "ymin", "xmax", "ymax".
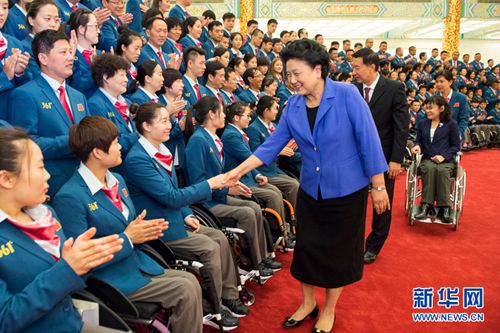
[
  {"xmin": 314, "ymin": 34, "xmax": 324, "ymax": 46},
  {"xmin": 269, "ymin": 38, "xmax": 282, "ymax": 62},
  {"xmin": 280, "ymin": 30, "xmax": 290, "ymax": 45},
  {"xmin": 199, "ymin": 9, "xmax": 215, "ymax": 43},
  {"xmin": 338, "ymin": 49, "xmax": 354, "ymax": 73},
  {"xmin": 352, "ymin": 48, "xmax": 409, "ymax": 264},
  {"xmin": 241, "ymin": 28, "xmax": 266, "ymax": 58},
  {"xmin": 8, "ymin": 30, "xmax": 90, "ymax": 197},
  {"xmin": 220, "ymin": 67, "xmax": 241, "ymax": 105},
  {"xmin": 470, "ymin": 53, "xmax": 484, "ymax": 72},
  {"xmin": 376, "ymin": 41, "xmax": 393, "ymax": 61},
  {"xmin": 243, "ymin": 19, "xmax": 258, "ymax": 47},
  {"xmin": 265, "ymin": 18, "xmax": 277, "ymax": 38},
  {"xmin": 446, "ymin": 51, "xmax": 466, "ymax": 71},
  {"xmin": 365, "ymin": 38, "xmax": 374, "ymax": 49},
  {"xmin": 238, "ymin": 67, "xmax": 263, "ymax": 103},
  {"xmin": 222, "ymin": 12, "xmax": 235, "ymax": 38},
  {"xmin": 427, "ymin": 48, "xmax": 441, "ymax": 72},
  {"xmin": 203, "ymin": 61, "xmax": 226, "ymax": 105},
  {"xmin": 98, "ymin": 0, "xmax": 132, "ymax": 52},
  {"xmin": 182, "ymin": 46, "xmax": 208, "ymax": 109},
  {"xmin": 404, "ymin": 46, "xmax": 418, "ymax": 66},
  {"xmin": 136, "ymin": 17, "xmax": 175, "ymax": 69},
  {"xmin": 202, "ymin": 20, "xmax": 223, "ymax": 59},
  {"xmin": 338, "ymin": 39, "xmax": 351, "ymax": 59}
]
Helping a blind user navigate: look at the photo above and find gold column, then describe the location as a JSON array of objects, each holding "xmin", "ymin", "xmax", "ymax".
[
  {"xmin": 240, "ymin": 0, "xmax": 254, "ymax": 36},
  {"xmin": 442, "ymin": 0, "xmax": 462, "ymax": 54}
]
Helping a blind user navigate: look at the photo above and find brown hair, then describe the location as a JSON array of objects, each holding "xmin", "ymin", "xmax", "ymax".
[{"xmin": 69, "ymin": 116, "xmax": 119, "ymax": 162}]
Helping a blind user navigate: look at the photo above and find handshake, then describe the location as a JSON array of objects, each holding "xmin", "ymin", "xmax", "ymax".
[{"xmin": 207, "ymin": 168, "xmax": 253, "ymax": 197}]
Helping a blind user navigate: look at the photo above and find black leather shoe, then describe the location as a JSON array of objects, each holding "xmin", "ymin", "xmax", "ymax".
[
  {"xmin": 415, "ymin": 203, "xmax": 433, "ymax": 219},
  {"xmin": 283, "ymin": 305, "xmax": 319, "ymax": 328},
  {"xmin": 363, "ymin": 251, "xmax": 377, "ymax": 264},
  {"xmin": 312, "ymin": 315, "xmax": 335, "ymax": 333},
  {"xmin": 222, "ymin": 298, "xmax": 250, "ymax": 317},
  {"xmin": 439, "ymin": 206, "xmax": 453, "ymax": 223}
]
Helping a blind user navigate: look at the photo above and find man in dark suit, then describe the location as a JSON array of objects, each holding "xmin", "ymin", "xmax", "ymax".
[{"xmin": 352, "ymin": 48, "xmax": 409, "ymax": 264}]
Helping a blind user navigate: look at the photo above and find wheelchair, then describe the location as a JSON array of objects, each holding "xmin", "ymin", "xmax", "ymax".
[
  {"xmin": 405, "ymin": 152, "xmax": 466, "ymax": 230},
  {"xmin": 77, "ymin": 241, "xmax": 225, "ymax": 333}
]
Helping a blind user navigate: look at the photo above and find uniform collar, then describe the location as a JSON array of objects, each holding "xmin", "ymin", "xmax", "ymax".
[
  {"xmin": 78, "ymin": 162, "xmax": 118, "ymax": 195},
  {"xmin": 0, "ymin": 205, "xmax": 49, "ymax": 224},
  {"xmin": 139, "ymin": 86, "xmax": 158, "ymax": 100},
  {"xmin": 138, "ymin": 135, "xmax": 171, "ymax": 158},
  {"xmin": 99, "ymin": 87, "xmax": 126, "ymax": 105},
  {"xmin": 228, "ymin": 123, "xmax": 245, "ymax": 135},
  {"xmin": 40, "ymin": 72, "xmax": 66, "ymax": 94}
]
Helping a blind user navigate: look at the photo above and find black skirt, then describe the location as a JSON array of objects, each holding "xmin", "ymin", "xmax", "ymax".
[{"xmin": 290, "ymin": 186, "xmax": 369, "ymax": 288}]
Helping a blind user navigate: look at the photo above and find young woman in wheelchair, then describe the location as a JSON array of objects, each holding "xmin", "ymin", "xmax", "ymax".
[
  {"xmin": 52, "ymin": 116, "xmax": 204, "ymax": 333},
  {"xmin": 411, "ymin": 95, "xmax": 460, "ymax": 223},
  {"xmin": 0, "ymin": 127, "xmax": 124, "ymax": 333},
  {"xmin": 184, "ymin": 96, "xmax": 281, "ymax": 279},
  {"xmin": 121, "ymin": 102, "xmax": 249, "ymax": 328}
]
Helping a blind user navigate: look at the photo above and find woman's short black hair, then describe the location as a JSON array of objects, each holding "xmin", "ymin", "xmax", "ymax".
[
  {"xmin": 281, "ymin": 39, "xmax": 330, "ymax": 80},
  {"xmin": 435, "ymin": 70, "xmax": 453, "ymax": 82},
  {"xmin": 162, "ymin": 68, "xmax": 183, "ymax": 89},
  {"xmin": 256, "ymin": 95, "xmax": 276, "ymax": 117},
  {"xmin": 91, "ymin": 54, "xmax": 129, "ymax": 87},
  {"xmin": 427, "ymin": 95, "xmax": 452, "ymax": 123}
]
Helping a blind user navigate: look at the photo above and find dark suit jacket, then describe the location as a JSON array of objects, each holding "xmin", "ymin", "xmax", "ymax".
[
  {"xmin": 355, "ymin": 76, "xmax": 409, "ymax": 164},
  {"xmin": 416, "ymin": 119, "xmax": 460, "ymax": 163}
]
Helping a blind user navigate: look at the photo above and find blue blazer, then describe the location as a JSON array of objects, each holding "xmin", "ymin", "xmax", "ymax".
[
  {"xmin": 0, "ymin": 208, "xmax": 85, "ymax": 333},
  {"xmin": 427, "ymin": 58, "xmax": 441, "ymax": 72},
  {"xmin": 123, "ymin": 141, "xmax": 213, "ymax": 241},
  {"xmin": 97, "ymin": 17, "xmax": 121, "ymax": 52},
  {"xmin": 238, "ymin": 89, "xmax": 259, "ymax": 104},
  {"xmin": 445, "ymin": 91, "xmax": 470, "ymax": 137},
  {"xmin": 470, "ymin": 60, "xmax": 484, "ymax": 73},
  {"xmin": 162, "ymin": 38, "xmax": 183, "ymax": 57},
  {"xmin": 202, "ymin": 39, "xmax": 217, "ymax": 59},
  {"xmin": 240, "ymin": 43, "xmax": 266, "ymax": 58},
  {"xmin": 53, "ymin": 172, "xmax": 164, "ymax": 295},
  {"xmin": 220, "ymin": 89, "xmax": 241, "ymax": 105},
  {"xmin": 487, "ymin": 108, "xmax": 500, "ymax": 125},
  {"xmin": 247, "ymin": 118, "xmax": 283, "ymax": 177},
  {"xmin": 182, "ymin": 75, "xmax": 208, "ymax": 110},
  {"xmin": 127, "ymin": 87, "xmax": 163, "ymax": 105},
  {"xmin": 0, "ymin": 119, "xmax": 11, "ymax": 127},
  {"xmin": 200, "ymin": 26, "xmax": 209, "ymax": 44},
  {"xmin": 179, "ymin": 34, "xmax": 200, "ymax": 51},
  {"xmin": 88, "ymin": 89, "xmax": 138, "ymax": 155},
  {"xmin": 185, "ymin": 128, "xmax": 229, "ymax": 208},
  {"xmin": 276, "ymin": 84, "xmax": 293, "ymax": 107},
  {"xmin": 406, "ymin": 79, "xmax": 419, "ymax": 91},
  {"xmin": 168, "ymin": 4, "xmax": 188, "ymax": 22},
  {"xmin": 21, "ymin": 34, "xmax": 41, "ymax": 81},
  {"xmin": 415, "ymin": 119, "xmax": 460, "ymax": 163},
  {"xmin": 483, "ymin": 86, "xmax": 499, "ymax": 111},
  {"xmin": 136, "ymin": 43, "xmax": 171, "ymax": 70},
  {"xmin": 337, "ymin": 61, "xmax": 352, "ymax": 73},
  {"xmin": 80, "ymin": 0, "xmax": 100, "ymax": 10},
  {"xmin": 253, "ymin": 79, "xmax": 387, "ymax": 199},
  {"xmin": 0, "ymin": 33, "xmax": 28, "ymax": 120},
  {"xmin": 221, "ymin": 124, "xmax": 259, "ymax": 187},
  {"xmin": 404, "ymin": 55, "xmax": 417, "ymax": 67},
  {"xmin": 69, "ymin": 49, "xmax": 100, "ymax": 98},
  {"xmin": 8, "ymin": 76, "xmax": 90, "ymax": 197},
  {"xmin": 3, "ymin": 5, "xmax": 28, "ymax": 41},
  {"xmin": 55, "ymin": 0, "xmax": 90, "ymax": 22},
  {"xmin": 446, "ymin": 59, "xmax": 466, "ymax": 72},
  {"xmin": 126, "ymin": 0, "xmax": 145, "ymax": 33}
]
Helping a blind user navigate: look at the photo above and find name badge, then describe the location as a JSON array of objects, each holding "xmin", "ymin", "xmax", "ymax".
[
  {"xmin": 107, "ymin": 112, "xmax": 115, "ymax": 118},
  {"xmin": 42, "ymin": 102, "xmax": 52, "ymax": 109},
  {"xmin": 77, "ymin": 103, "xmax": 85, "ymax": 112},
  {"xmin": 185, "ymin": 92, "xmax": 191, "ymax": 97},
  {"xmin": 122, "ymin": 188, "xmax": 129, "ymax": 198},
  {"xmin": 453, "ymin": 102, "xmax": 460, "ymax": 107},
  {"xmin": 0, "ymin": 241, "xmax": 15, "ymax": 258},
  {"xmin": 18, "ymin": 24, "xmax": 25, "ymax": 30},
  {"xmin": 209, "ymin": 147, "xmax": 214, "ymax": 153}
]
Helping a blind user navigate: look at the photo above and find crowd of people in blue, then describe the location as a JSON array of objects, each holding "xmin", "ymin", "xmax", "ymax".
[{"xmin": 0, "ymin": 0, "xmax": 498, "ymax": 332}]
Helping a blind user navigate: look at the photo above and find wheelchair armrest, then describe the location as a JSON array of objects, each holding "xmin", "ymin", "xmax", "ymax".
[
  {"xmin": 225, "ymin": 227, "xmax": 245, "ymax": 234},
  {"xmin": 84, "ymin": 277, "xmax": 139, "ymax": 318},
  {"xmin": 146, "ymin": 239, "xmax": 177, "ymax": 267},
  {"xmin": 140, "ymin": 243, "xmax": 170, "ymax": 268},
  {"xmin": 73, "ymin": 290, "xmax": 132, "ymax": 332}
]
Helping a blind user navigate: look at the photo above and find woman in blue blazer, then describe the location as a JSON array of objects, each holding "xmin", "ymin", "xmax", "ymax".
[
  {"xmin": 247, "ymin": 96, "xmax": 300, "ymax": 208},
  {"xmin": 88, "ymin": 54, "xmax": 138, "ymax": 157},
  {"xmin": 0, "ymin": 127, "xmax": 123, "ymax": 333},
  {"xmin": 115, "ymin": 27, "xmax": 143, "ymax": 96},
  {"xmin": 222, "ymin": 102, "xmax": 287, "ymax": 228},
  {"xmin": 68, "ymin": 9, "xmax": 100, "ymax": 98},
  {"xmin": 226, "ymin": 40, "xmax": 389, "ymax": 333},
  {"xmin": 412, "ymin": 96, "xmax": 460, "ymax": 223},
  {"xmin": 122, "ymin": 103, "xmax": 249, "ymax": 324},
  {"xmin": 53, "ymin": 116, "xmax": 204, "ymax": 333},
  {"xmin": 185, "ymin": 96, "xmax": 279, "ymax": 278},
  {"xmin": 3, "ymin": 0, "xmax": 29, "ymax": 40},
  {"xmin": 23, "ymin": 0, "xmax": 61, "ymax": 81},
  {"xmin": 160, "ymin": 68, "xmax": 189, "ymax": 166},
  {"xmin": 179, "ymin": 17, "xmax": 203, "ymax": 51},
  {"xmin": 128, "ymin": 59, "xmax": 166, "ymax": 105},
  {"xmin": 164, "ymin": 17, "xmax": 184, "ymax": 57}
]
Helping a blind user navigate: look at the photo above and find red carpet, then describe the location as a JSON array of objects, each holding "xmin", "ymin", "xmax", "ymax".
[{"xmin": 230, "ymin": 149, "xmax": 500, "ymax": 333}]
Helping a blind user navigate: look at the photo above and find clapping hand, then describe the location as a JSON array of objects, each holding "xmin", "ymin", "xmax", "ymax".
[
  {"xmin": 62, "ymin": 227, "xmax": 124, "ymax": 276},
  {"xmin": 93, "ymin": 7, "xmax": 111, "ymax": 27},
  {"xmin": 119, "ymin": 13, "xmax": 134, "ymax": 26},
  {"xmin": 124, "ymin": 209, "xmax": 169, "ymax": 244}
]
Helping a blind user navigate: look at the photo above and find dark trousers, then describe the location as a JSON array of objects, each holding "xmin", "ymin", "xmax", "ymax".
[{"xmin": 365, "ymin": 172, "xmax": 395, "ymax": 254}]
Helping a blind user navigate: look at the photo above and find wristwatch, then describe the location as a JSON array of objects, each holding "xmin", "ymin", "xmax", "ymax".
[{"xmin": 371, "ymin": 186, "xmax": 386, "ymax": 191}]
